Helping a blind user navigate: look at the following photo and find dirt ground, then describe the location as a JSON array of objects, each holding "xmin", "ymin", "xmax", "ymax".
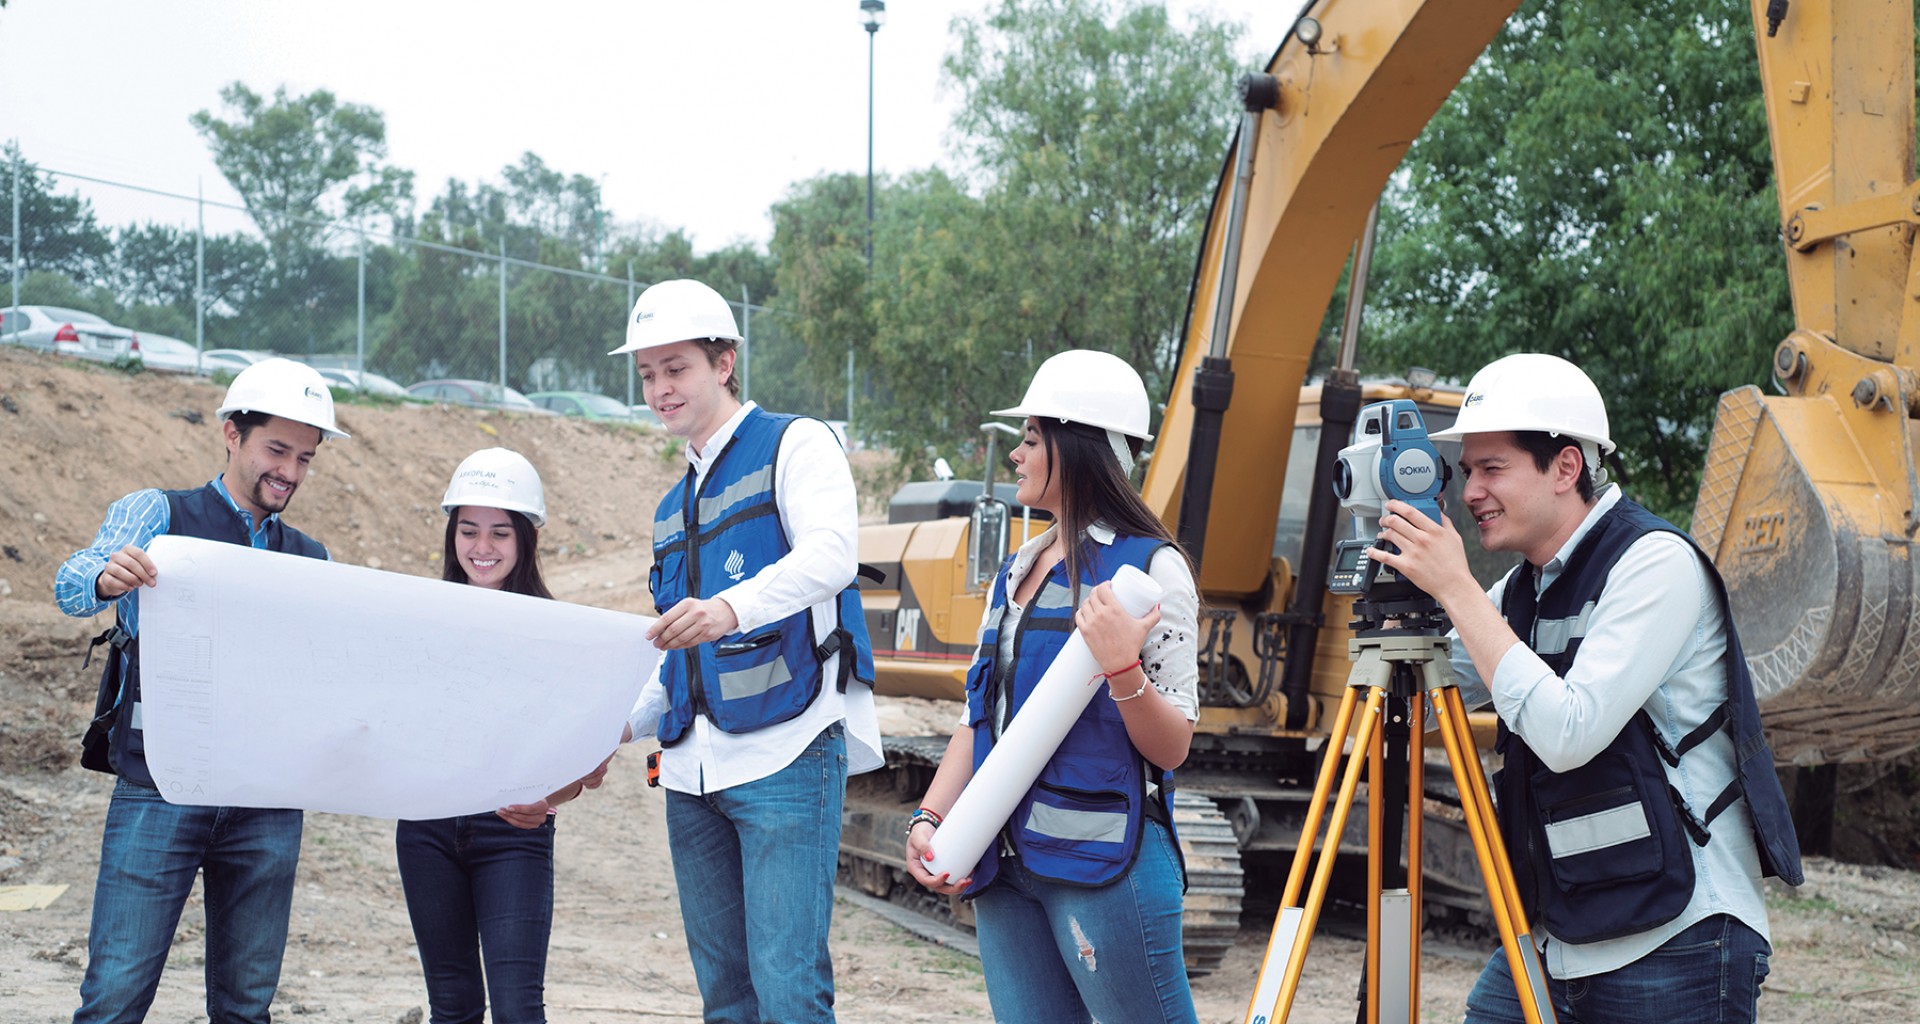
[{"xmin": 1, "ymin": 347, "xmax": 1918, "ymax": 1022}]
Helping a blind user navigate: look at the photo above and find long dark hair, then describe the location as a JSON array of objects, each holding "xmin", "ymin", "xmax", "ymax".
[
  {"xmin": 441, "ymin": 509, "xmax": 552, "ymax": 599},
  {"xmin": 1032, "ymin": 417, "xmax": 1186, "ymax": 601}
]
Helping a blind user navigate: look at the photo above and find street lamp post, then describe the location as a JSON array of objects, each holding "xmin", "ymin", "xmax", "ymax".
[{"xmin": 854, "ymin": 0, "xmax": 885, "ymax": 437}]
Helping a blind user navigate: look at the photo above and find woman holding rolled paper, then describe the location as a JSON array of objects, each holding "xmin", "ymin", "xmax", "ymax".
[{"xmin": 903, "ymin": 350, "xmax": 1202, "ymax": 1024}]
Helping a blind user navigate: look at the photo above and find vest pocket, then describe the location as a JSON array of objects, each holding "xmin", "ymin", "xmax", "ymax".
[
  {"xmin": 1532, "ymin": 756, "xmax": 1663, "ymax": 889},
  {"xmin": 1024, "ymin": 780, "xmax": 1131, "ymax": 848},
  {"xmin": 650, "ymin": 550, "xmax": 687, "ymax": 612},
  {"xmin": 712, "ymin": 631, "xmax": 792, "ymax": 701},
  {"xmin": 963, "ymin": 657, "xmax": 993, "ymax": 728}
]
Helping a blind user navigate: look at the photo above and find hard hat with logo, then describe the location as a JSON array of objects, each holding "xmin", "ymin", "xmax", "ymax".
[
  {"xmin": 441, "ymin": 448, "xmax": 546, "ymax": 528},
  {"xmin": 609, "ymin": 279, "xmax": 743, "ymax": 356},
  {"xmin": 992, "ymin": 349, "xmax": 1155, "ymax": 441},
  {"xmin": 1429, "ymin": 353, "xmax": 1614, "ymax": 456},
  {"xmin": 215, "ymin": 357, "xmax": 349, "ymax": 440}
]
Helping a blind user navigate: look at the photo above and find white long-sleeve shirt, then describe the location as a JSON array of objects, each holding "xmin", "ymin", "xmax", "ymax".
[
  {"xmin": 1450, "ymin": 485, "xmax": 1768, "ymax": 979},
  {"xmin": 626, "ymin": 402, "xmax": 883, "ymax": 792}
]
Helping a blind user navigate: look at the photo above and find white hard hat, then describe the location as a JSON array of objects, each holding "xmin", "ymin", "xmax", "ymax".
[
  {"xmin": 441, "ymin": 448, "xmax": 546, "ymax": 528},
  {"xmin": 609, "ymin": 279, "xmax": 742, "ymax": 355},
  {"xmin": 992, "ymin": 349, "xmax": 1155, "ymax": 441},
  {"xmin": 215, "ymin": 357, "xmax": 349, "ymax": 440},
  {"xmin": 1429, "ymin": 353, "xmax": 1615, "ymax": 455}
]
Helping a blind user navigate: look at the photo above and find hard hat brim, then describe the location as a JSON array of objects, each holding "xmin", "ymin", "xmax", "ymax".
[
  {"xmin": 215, "ymin": 405, "xmax": 350, "ymax": 441},
  {"xmin": 1429, "ymin": 421, "xmax": 1614, "ymax": 456},
  {"xmin": 608, "ymin": 332, "xmax": 744, "ymax": 356},
  {"xmin": 990, "ymin": 403, "xmax": 1153, "ymax": 442}
]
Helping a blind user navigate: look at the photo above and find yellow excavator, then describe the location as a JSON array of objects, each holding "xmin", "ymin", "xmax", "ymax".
[{"xmin": 841, "ymin": 0, "xmax": 1920, "ymax": 974}]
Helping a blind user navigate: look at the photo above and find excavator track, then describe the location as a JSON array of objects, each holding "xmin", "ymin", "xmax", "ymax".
[{"xmin": 839, "ymin": 736, "xmax": 1247, "ymax": 976}]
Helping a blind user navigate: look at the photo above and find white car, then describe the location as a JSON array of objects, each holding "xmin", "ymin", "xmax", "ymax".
[
  {"xmin": 315, "ymin": 367, "xmax": 409, "ymax": 398},
  {"xmin": 133, "ymin": 334, "xmax": 204, "ymax": 374},
  {"xmin": 198, "ymin": 348, "xmax": 275, "ymax": 377},
  {"xmin": 0, "ymin": 305, "xmax": 137, "ymax": 364}
]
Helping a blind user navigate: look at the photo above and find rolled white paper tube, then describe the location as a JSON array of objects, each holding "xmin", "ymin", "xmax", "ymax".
[{"xmin": 924, "ymin": 563, "xmax": 1164, "ymax": 882}]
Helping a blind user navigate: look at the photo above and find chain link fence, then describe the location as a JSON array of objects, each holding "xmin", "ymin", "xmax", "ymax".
[{"xmin": 3, "ymin": 151, "xmax": 846, "ymax": 424}]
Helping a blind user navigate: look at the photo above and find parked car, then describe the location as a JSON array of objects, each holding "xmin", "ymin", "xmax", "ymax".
[
  {"xmin": 406, "ymin": 378, "xmax": 555, "ymax": 415},
  {"xmin": 315, "ymin": 367, "xmax": 409, "ymax": 398},
  {"xmin": 529, "ymin": 390, "xmax": 638, "ymax": 422},
  {"xmin": 0, "ymin": 305, "xmax": 137, "ymax": 363},
  {"xmin": 629, "ymin": 405, "xmax": 665, "ymax": 428},
  {"xmin": 199, "ymin": 348, "xmax": 275, "ymax": 377},
  {"xmin": 132, "ymin": 334, "xmax": 203, "ymax": 374}
]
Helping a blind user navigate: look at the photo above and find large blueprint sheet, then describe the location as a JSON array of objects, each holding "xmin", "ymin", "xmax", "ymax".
[{"xmin": 138, "ymin": 535, "xmax": 656, "ymax": 819}]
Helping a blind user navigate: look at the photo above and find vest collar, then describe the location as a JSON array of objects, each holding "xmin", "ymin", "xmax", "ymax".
[
  {"xmin": 209, "ymin": 475, "xmax": 278, "ymax": 537},
  {"xmin": 1005, "ymin": 520, "xmax": 1118, "ymax": 592},
  {"xmin": 686, "ymin": 400, "xmax": 759, "ymax": 472},
  {"xmin": 1534, "ymin": 483, "xmax": 1621, "ymax": 593}
]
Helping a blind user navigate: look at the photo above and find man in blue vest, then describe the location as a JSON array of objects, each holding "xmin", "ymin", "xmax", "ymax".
[
  {"xmin": 610, "ymin": 279, "xmax": 880, "ymax": 1023},
  {"xmin": 1369, "ymin": 353, "xmax": 1800, "ymax": 1024},
  {"xmin": 55, "ymin": 357, "xmax": 346, "ymax": 1024}
]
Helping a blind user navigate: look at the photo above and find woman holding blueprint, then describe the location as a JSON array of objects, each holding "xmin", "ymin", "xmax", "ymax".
[
  {"xmin": 902, "ymin": 351, "xmax": 1203, "ymax": 1024},
  {"xmin": 396, "ymin": 448, "xmax": 602, "ymax": 1024}
]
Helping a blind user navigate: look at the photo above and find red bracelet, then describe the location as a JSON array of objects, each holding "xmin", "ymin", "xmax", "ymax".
[{"xmin": 1103, "ymin": 658, "xmax": 1143, "ymax": 679}]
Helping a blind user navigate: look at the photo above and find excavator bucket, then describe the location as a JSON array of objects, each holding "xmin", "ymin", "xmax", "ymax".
[{"xmin": 1694, "ymin": 384, "xmax": 1920, "ymax": 765}]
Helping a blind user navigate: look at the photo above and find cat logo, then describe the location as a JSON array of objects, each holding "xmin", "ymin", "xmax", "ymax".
[{"xmin": 725, "ymin": 549, "xmax": 747, "ymax": 581}]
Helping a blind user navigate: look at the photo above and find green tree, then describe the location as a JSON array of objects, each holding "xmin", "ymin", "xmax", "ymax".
[
  {"xmin": 108, "ymin": 223, "xmax": 270, "ymax": 324},
  {"xmin": 0, "ymin": 145, "xmax": 114, "ymax": 285},
  {"xmin": 1362, "ymin": 0, "xmax": 1786, "ymax": 522},
  {"xmin": 190, "ymin": 83, "xmax": 414, "ymax": 273},
  {"xmin": 773, "ymin": 0, "xmax": 1248, "ymax": 473},
  {"xmin": 425, "ymin": 152, "xmax": 605, "ymax": 267}
]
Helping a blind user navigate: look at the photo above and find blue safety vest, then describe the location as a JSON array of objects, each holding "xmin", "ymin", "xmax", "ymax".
[
  {"xmin": 961, "ymin": 532, "xmax": 1178, "ymax": 894},
  {"xmin": 1496, "ymin": 498, "xmax": 1803, "ymax": 944},
  {"xmin": 87, "ymin": 483, "xmax": 327, "ymax": 787},
  {"xmin": 649, "ymin": 407, "xmax": 874, "ymax": 745}
]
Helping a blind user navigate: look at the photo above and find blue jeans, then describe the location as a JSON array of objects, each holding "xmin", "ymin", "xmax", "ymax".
[
  {"xmin": 663, "ymin": 722, "xmax": 846, "ymax": 1024},
  {"xmin": 1463, "ymin": 913, "xmax": 1771, "ymax": 1024},
  {"xmin": 972, "ymin": 818, "xmax": 1197, "ymax": 1024},
  {"xmin": 396, "ymin": 813, "xmax": 556, "ymax": 1024},
  {"xmin": 74, "ymin": 778, "xmax": 303, "ymax": 1024}
]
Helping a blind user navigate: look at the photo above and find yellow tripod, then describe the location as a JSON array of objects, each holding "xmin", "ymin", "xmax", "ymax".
[{"xmin": 1240, "ymin": 628, "xmax": 1556, "ymax": 1024}]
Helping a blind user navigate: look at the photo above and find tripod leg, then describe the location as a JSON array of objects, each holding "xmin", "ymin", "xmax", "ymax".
[
  {"xmin": 1372, "ymin": 685, "xmax": 1420, "ymax": 1024},
  {"xmin": 1284, "ymin": 682, "xmax": 1363, "ymax": 906},
  {"xmin": 1403, "ymin": 693, "xmax": 1425, "ymax": 1024},
  {"xmin": 1241, "ymin": 681, "xmax": 1365, "ymax": 1024},
  {"xmin": 1246, "ymin": 685, "xmax": 1387, "ymax": 1024},
  {"xmin": 1434, "ymin": 688, "xmax": 1557, "ymax": 1024},
  {"xmin": 1366, "ymin": 696, "xmax": 1385, "ymax": 1022}
]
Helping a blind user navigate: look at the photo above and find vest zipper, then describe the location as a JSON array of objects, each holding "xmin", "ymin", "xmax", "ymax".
[{"xmin": 683, "ymin": 469, "xmax": 712, "ymax": 723}]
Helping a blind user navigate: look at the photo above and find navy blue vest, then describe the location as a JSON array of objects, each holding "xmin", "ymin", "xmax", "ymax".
[
  {"xmin": 94, "ymin": 483, "xmax": 327, "ymax": 787},
  {"xmin": 649, "ymin": 408, "xmax": 874, "ymax": 745},
  {"xmin": 961, "ymin": 533, "xmax": 1178, "ymax": 893},
  {"xmin": 1496, "ymin": 499, "xmax": 1802, "ymax": 944}
]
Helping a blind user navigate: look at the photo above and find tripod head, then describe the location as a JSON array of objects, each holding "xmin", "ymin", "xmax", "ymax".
[{"xmin": 1350, "ymin": 592, "xmax": 1450, "ymax": 638}]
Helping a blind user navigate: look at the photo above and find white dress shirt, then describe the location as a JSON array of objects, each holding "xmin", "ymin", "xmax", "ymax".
[{"xmin": 627, "ymin": 402, "xmax": 883, "ymax": 793}]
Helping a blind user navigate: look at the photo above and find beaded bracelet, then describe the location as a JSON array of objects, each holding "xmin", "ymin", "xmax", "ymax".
[{"xmin": 905, "ymin": 807, "xmax": 944, "ymax": 836}]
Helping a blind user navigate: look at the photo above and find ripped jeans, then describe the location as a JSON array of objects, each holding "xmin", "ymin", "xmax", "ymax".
[{"xmin": 972, "ymin": 818, "xmax": 1197, "ymax": 1024}]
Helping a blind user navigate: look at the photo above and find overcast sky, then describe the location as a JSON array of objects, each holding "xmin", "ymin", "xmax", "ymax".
[{"xmin": 1, "ymin": 1, "xmax": 1295, "ymax": 252}]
